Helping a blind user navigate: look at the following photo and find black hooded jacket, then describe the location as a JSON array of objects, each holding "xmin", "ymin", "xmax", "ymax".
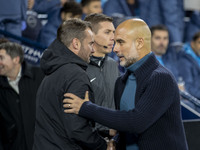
[{"xmin": 33, "ymin": 39, "xmax": 106, "ymax": 150}]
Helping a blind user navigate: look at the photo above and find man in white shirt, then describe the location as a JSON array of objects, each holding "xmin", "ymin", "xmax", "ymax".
[{"xmin": 0, "ymin": 42, "xmax": 44, "ymax": 150}]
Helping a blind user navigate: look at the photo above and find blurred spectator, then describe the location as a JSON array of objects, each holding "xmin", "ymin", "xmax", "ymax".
[
  {"xmin": 150, "ymin": 25, "xmax": 180, "ymax": 80},
  {"xmin": 183, "ymin": 31, "xmax": 200, "ymax": 66},
  {"xmin": 178, "ymin": 32, "xmax": 200, "ymax": 99},
  {"xmin": 33, "ymin": 0, "xmax": 68, "ymax": 14},
  {"xmin": 150, "ymin": 25, "xmax": 200, "ymax": 100},
  {"xmin": 27, "ymin": 0, "xmax": 35, "ymax": 10},
  {"xmin": 38, "ymin": 1, "xmax": 82, "ymax": 47},
  {"xmin": 0, "ymin": 42, "xmax": 44, "ymax": 150},
  {"xmin": 81, "ymin": 0, "xmax": 102, "ymax": 19},
  {"xmin": 0, "ymin": 38, "xmax": 10, "ymax": 150},
  {"xmin": 184, "ymin": 11, "xmax": 200, "ymax": 42},
  {"xmin": 139, "ymin": 0, "xmax": 185, "ymax": 44},
  {"xmin": 103, "ymin": 0, "xmax": 139, "ymax": 17},
  {"xmin": 0, "ymin": 0, "xmax": 27, "ymax": 40},
  {"xmin": 22, "ymin": 0, "xmax": 43, "ymax": 41},
  {"xmin": 76, "ymin": 0, "xmax": 107, "ymax": 7}
]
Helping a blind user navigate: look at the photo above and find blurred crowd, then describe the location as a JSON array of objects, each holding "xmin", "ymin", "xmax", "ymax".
[{"xmin": 1, "ymin": 0, "xmax": 196, "ymax": 98}]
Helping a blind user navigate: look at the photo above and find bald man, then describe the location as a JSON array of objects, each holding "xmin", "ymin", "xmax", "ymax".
[{"xmin": 63, "ymin": 19, "xmax": 188, "ymax": 150}]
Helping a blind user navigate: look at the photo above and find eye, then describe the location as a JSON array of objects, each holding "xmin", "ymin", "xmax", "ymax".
[
  {"xmin": 116, "ymin": 39, "xmax": 124, "ymax": 45},
  {"xmin": 90, "ymin": 41, "xmax": 94, "ymax": 46},
  {"xmin": 118, "ymin": 41, "xmax": 123, "ymax": 44}
]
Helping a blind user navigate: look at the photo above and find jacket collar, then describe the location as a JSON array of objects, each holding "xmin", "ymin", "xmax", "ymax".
[{"xmin": 89, "ymin": 55, "xmax": 106, "ymax": 67}]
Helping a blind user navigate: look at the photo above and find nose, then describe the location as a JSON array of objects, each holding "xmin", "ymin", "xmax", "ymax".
[
  {"xmin": 113, "ymin": 43, "xmax": 119, "ymax": 54},
  {"xmin": 110, "ymin": 33, "xmax": 114, "ymax": 42},
  {"xmin": 91, "ymin": 46, "xmax": 95, "ymax": 53}
]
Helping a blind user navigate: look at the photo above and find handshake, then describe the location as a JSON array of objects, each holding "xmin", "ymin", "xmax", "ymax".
[
  {"xmin": 105, "ymin": 138, "xmax": 116, "ymax": 150},
  {"xmin": 105, "ymin": 129, "xmax": 117, "ymax": 150}
]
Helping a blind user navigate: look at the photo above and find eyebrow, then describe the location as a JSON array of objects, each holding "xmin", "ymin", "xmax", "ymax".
[
  {"xmin": 115, "ymin": 39, "xmax": 125, "ymax": 43},
  {"xmin": 105, "ymin": 29, "xmax": 115, "ymax": 33}
]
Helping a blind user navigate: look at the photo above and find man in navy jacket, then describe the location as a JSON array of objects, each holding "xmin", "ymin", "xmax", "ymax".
[{"xmin": 63, "ymin": 18, "xmax": 188, "ymax": 150}]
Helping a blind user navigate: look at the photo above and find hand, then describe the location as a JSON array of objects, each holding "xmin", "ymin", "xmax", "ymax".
[
  {"xmin": 28, "ymin": 0, "xmax": 35, "ymax": 10},
  {"xmin": 63, "ymin": 91, "xmax": 89, "ymax": 114},
  {"xmin": 107, "ymin": 139, "xmax": 116, "ymax": 150},
  {"xmin": 109, "ymin": 129, "xmax": 117, "ymax": 137}
]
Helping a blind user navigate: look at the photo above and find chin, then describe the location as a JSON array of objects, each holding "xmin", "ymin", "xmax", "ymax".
[
  {"xmin": 120, "ymin": 61, "xmax": 126, "ymax": 67},
  {"xmin": 104, "ymin": 49, "xmax": 112, "ymax": 54}
]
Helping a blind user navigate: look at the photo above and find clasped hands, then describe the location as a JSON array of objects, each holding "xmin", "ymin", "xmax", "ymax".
[{"xmin": 63, "ymin": 91, "xmax": 117, "ymax": 149}]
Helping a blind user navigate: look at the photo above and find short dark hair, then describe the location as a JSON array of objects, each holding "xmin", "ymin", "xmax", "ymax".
[
  {"xmin": 61, "ymin": 1, "xmax": 82, "ymax": 17},
  {"xmin": 0, "ymin": 42, "xmax": 24, "ymax": 63},
  {"xmin": 81, "ymin": 0, "xmax": 100, "ymax": 7},
  {"xmin": 84, "ymin": 13, "xmax": 113, "ymax": 34},
  {"xmin": 57, "ymin": 18, "xmax": 92, "ymax": 47},
  {"xmin": 150, "ymin": 25, "xmax": 169, "ymax": 36},
  {"xmin": 192, "ymin": 31, "xmax": 200, "ymax": 41}
]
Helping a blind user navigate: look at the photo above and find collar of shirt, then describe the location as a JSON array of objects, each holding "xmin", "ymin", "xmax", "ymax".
[
  {"xmin": 90, "ymin": 55, "xmax": 105, "ymax": 67},
  {"xmin": 7, "ymin": 66, "xmax": 22, "ymax": 94},
  {"xmin": 155, "ymin": 55, "xmax": 165, "ymax": 66}
]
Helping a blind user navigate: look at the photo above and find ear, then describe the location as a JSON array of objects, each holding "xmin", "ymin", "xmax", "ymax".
[
  {"xmin": 72, "ymin": 38, "xmax": 81, "ymax": 51},
  {"xmin": 136, "ymin": 38, "xmax": 144, "ymax": 49},
  {"xmin": 61, "ymin": 12, "xmax": 65, "ymax": 21},
  {"xmin": 13, "ymin": 56, "xmax": 20, "ymax": 64}
]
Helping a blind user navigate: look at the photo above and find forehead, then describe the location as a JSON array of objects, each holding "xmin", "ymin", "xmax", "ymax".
[
  {"xmin": 89, "ymin": 1, "xmax": 101, "ymax": 6},
  {"xmin": 153, "ymin": 30, "xmax": 168, "ymax": 36},
  {"xmin": 98, "ymin": 21, "xmax": 115, "ymax": 31},
  {"xmin": 84, "ymin": 28, "xmax": 94, "ymax": 40},
  {"xmin": 114, "ymin": 27, "xmax": 130, "ymax": 42},
  {"xmin": 0, "ymin": 49, "xmax": 7, "ymax": 55},
  {"xmin": 194, "ymin": 37, "xmax": 200, "ymax": 42}
]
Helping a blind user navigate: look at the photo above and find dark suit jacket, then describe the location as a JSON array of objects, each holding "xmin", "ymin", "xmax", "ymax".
[{"xmin": 0, "ymin": 62, "xmax": 44, "ymax": 150}]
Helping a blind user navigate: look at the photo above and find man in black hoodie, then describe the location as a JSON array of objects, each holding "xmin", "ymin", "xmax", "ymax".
[{"xmin": 33, "ymin": 19, "xmax": 107, "ymax": 150}]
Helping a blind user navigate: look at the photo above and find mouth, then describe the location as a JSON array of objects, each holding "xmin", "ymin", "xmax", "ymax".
[
  {"xmin": 157, "ymin": 45, "xmax": 166, "ymax": 49},
  {"xmin": 117, "ymin": 55, "xmax": 124, "ymax": 61}
]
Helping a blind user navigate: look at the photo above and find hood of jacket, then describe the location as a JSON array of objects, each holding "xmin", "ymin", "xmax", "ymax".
[{"xmin": 41, "ymin": 39, "xmax": 88, "ymax": 75}]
